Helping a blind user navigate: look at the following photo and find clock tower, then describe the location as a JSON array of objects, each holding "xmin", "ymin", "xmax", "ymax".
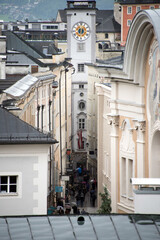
[{"xmin": 66, "ymin": 0, "xmax": 96, "ymax": 155}]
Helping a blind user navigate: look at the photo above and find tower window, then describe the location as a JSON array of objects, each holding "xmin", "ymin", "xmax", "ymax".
[
  {"xmin": 77, "ymin": 43, "xmax": 85, "ymax": 52},
  {"xmin": 79, "ymin": 118, "xmax": 85, "ymax": 129},
  {"xmin": 79, "ymin": 101, "xmax": 85, "ymax": 110},
  {"xmin": 78, "ymin": 64, "xmax": 84, "ymax": 72},
  {"xmin": 79, "ymin": 84, "xmax": 84, "ymax": 89}
]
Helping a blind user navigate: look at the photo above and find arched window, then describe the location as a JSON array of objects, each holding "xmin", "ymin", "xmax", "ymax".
[{"xmin": 79, "ymin": 101, "xmax": 85, "ymax": 110}]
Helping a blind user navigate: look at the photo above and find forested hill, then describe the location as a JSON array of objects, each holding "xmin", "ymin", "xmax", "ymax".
[{"xmin": 0, "ymin": 0, "xmax": 114, "ymax": 21}]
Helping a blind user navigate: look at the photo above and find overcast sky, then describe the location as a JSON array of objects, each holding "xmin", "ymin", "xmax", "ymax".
[{"xmin": 57, "ymin": 0, "xmax": 114, "ymax": 10}]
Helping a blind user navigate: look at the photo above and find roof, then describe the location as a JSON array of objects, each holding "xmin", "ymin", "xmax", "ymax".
[
  {"xmin": 57, "ymin": 9, "xmax": 121, "ymax": 33},
  {"xmin": 0, "ymin": 107, "xmax": 58, "ymax": 145},
  {"xmin": 4, "ymin": 31, "xmax": 47, "ymax": 59},
  {"xmin": 27, "ymin": 40, "xmax": 59, "ymax": 56},
  {"xmin": 0, "ymin": 214, "xmax": 160, "ymax": 239},
  {"xmin": 96, "ymin": 10, "xmax": 121, "ymax": 33},
  {"xmin": 0, "ymin": 74, "xmax": 26, "ymax": 93},
  {"xmin": 4, "ymin": 74, "xmax": 38, "ymax": 98},
  {"xmin": 4, "ymin": 73, "xmax": 56, "ymax": 98},
  {"xmin": 96, "ymin": 53, "xmax": 124, "ymax": 69},
  {"xmin": 67, "ymin": 0, "xmax": 95, "ymax": 2},
  {"xmin": 118, "ymin": 0, "xmax": 160, "ymax": 4}
]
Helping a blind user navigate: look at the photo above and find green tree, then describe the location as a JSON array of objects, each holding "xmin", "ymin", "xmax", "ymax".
[{"xmin": 98, "ymin": 187, "xmax": 112, "ymax": 214}]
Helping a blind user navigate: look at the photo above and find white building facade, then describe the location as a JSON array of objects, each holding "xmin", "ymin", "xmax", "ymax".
[{"xmin": 66, "ymin": 0, "xmax": 96, "ymax": 153}]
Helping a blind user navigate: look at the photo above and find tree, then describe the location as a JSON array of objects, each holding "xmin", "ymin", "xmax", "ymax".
[{"xmin": 98, "ymin": 187, "xmax": 112, "ymax": 214}]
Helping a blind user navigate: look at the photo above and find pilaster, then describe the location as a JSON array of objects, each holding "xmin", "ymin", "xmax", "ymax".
[
  {"xmin": 107, "ymin": 114, "xmax": 119, "ymax": 213},
  {"xmin": 133, "ymin": 119, "xmax": 146, "ymax": 177}
]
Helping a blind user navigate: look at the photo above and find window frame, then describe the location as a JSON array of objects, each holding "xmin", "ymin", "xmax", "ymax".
[
  {"xmin": 78, "ymin": 118, "xmax": 85, "ymax": 129},
  {"xmin": 120, "ymin": 157, "xmax": 134, "ymax": 200},
  {"xmin": 79, "ymin": 84, "xmax": 84, "ymax": 89},
  {"xmin": 78, "ymin": 64, "xmax": 85, "ymax": 72},
  {"xmin": 105, "ymin": 33, "xmax": 108, "ymax": 39},
  {"xmin": 127, "ymin": 19, "xmax": 132, "ymax": 27},
  {"xmin": 0, "ymin": 175, "xmax": 18, "ymax": 195},
  {"xmin": 136, "ymin": 6, "xmax": 141, "ymax": 12},
  {"xmin": 79, "ymin": 101, "xmax": 85, "ymax": 110},
  {"xmin": 127, "ymin": 6, "xmax": 132, "ymax": 14}
]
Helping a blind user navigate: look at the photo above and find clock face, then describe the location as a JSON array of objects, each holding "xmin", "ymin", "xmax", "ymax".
[{"xmin": 72, "ymin": 22, "xmax": 90, "ymax": 41}]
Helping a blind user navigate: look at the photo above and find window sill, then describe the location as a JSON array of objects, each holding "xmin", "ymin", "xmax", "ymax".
[
  {"xmin": 121, "ymin": 194, "xmax": 127, "ymax": 198},
  {"xmin": 128, "ymin": 197, "xmax": 133, "ymax": 201},
  {"xmin": 0, "ymin": 192, "xmax": 18, "ymax": 197}
]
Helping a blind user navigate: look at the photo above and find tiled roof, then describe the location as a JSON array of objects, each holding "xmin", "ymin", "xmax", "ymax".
[
  {"xmin": 0, "ymin": 107, "xmax": 58, "ymax": 145},
  {"xmin": 57, "ymin": 10, "xmax": 121, "ymax": 33},
  {"xmin": 118, "ymin": 0, "xmax": 160, "ymax": 4}
]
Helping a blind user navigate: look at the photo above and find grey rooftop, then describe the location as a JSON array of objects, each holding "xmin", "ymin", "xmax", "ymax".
[
  {"xmin": 0, "ymin": 214, "xmax": 160, "ymax": 240},
  {"xmin": 0, "ymin": 107, "xmax": 58, "ymax": 145}
]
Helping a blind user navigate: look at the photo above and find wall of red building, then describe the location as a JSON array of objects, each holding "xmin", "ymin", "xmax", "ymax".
[{"xmin": 122, "ymin": 4, "xmax": 160, "ymax": 45}]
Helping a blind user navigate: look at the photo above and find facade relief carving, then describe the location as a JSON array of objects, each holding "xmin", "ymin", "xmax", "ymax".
[
  {"xmin": 120, "ymin": 120, "xmax": 135, "ymax": 154},
  {"xmin": 107, "ymin": 114, "xmax": 119, "ymax": 127}
]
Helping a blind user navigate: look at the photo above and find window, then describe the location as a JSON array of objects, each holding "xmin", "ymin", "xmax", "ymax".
[
  {"xmin": 79, "ymin": 84, "xmax": 84, "ymax": 89},
  {"xmin": 79, "ymin": 118, "xmax": 85, "ymax": 129},
  {"xmin": 127, "ymin": 6, "xmax": 132, "ymax": 14},
  {"xmin": 77, "ymin": 43, "xmax": 85, "ymax": 52},
  {"xmin": 78, "ymin": 64, "xmax": 84, "ymax": 72},
  {"xmin": 80, "ymin": 92, "xmax": 84, "ymax": 97},
  {"xmin": 128, "ymin": 159, "xmax": 133, "ymax": 198},
  {"xmin": 79, "ymin": 101, "xmax": 85, "ymax": 110},
  {"xmin": 136, "ymin": 6, "xmax": 141, "ymax": 12},
  {"xmin": 105, "ymin": 33, "xmax": 108, "ymax": 38},
  {"xmin": 121, "ymin": 157, "xmax": 134, "ymax": 199},
  {"xmin": 43, "ymin": 46, "xmax": 48, "ymax": 55},
  {"xmin": 127, "ymin": 20, "xmax": 132, "ymax": 26},
  {"xmin": 121, "ymin": 157, "xmax": 126, "ymax": 196},
  {"xmin": 0, "ymin": 176, "xmax": 17, "ymax": 194},
  {"xmin": 31, "ymin": 66, "xmax": 38, "ymax": 74}
]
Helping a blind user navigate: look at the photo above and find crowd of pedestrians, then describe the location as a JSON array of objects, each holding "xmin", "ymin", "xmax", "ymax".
[{"xmin": 55, "ymin": 165, "xmax": 97, "ymax": 215}]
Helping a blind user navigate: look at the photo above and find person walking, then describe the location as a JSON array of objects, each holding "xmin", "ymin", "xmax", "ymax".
[{"xmin": 80, "ymin": 191, "xmax": 84, "ymax": 207}]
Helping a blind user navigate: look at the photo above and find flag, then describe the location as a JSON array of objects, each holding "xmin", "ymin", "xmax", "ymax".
[{"xmin": 77, "ymin": 129, "xmax": 83, "ymax": 149}]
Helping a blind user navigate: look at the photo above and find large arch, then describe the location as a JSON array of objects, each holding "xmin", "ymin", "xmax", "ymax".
[{"xmin": 124, "ymin": 10, "xmax": 160, "ymax": 85}]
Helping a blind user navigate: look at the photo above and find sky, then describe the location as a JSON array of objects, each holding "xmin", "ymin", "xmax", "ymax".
[{"xmin": 56, "ymin": 0, "xmax": 114, "ymax": 10}]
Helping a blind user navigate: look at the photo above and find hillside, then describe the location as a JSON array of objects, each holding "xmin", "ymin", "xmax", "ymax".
[{"xmin": 0, "ymin": 0, "xmax": 114, "ymax": 21}]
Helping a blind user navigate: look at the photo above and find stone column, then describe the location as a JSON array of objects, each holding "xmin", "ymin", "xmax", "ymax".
[
  {"xmin": 133, "ymin": 120, "xmax": 146, "ymax": 177},
  {"xmin": 107, "ymin": 114, "xmax": 119, "ymax": 213}
]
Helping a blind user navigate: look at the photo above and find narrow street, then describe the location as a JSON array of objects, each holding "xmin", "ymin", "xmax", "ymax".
[{"xmin": 55, "ymin": 166, "xmax": 98, "ymax": 215}]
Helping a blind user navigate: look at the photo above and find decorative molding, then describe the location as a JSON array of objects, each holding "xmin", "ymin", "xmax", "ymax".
[
  {"xmin": 107, "ymin": 114, "xmax": 119, "ymax": 126},
  {"xmin": 120, "ymin": 121, "xmax": 135, "ymax": 154},
  {"xmin": 133, "ymin": 119, "xmax": 146, "ymax": 132}
]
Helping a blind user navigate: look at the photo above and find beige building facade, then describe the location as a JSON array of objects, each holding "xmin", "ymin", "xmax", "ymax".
[{"xmin": 94, "ymin": 9, "xmax": 160, "ymax": 213}]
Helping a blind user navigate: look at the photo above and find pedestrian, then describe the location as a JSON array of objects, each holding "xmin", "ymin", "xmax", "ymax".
[
  {"xmin": 72, "ymin": 205, "xmax": 78, "ymax": 214},
  {"xmin": 80, "ymin": 191, "xmax": 84, "ymax": 207},
  {"xmin": 76, "ymin": 193, "xmax": 81, "ymax": 207},
  {"xmin": 77, "ymin": 208, "xmax": 80, "ymax": 214},
  {"xmin": 81, "ymin": 208, "xmax": 87, "ymax": 214},
  {"xmin": 92, "ymin": 193, "xmax": 97, "ymax": 207}
]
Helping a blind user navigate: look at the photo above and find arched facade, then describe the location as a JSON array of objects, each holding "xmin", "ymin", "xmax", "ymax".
[{"xmin": 108, "ymin": 9, "xmax": 160, "ymax": 213}]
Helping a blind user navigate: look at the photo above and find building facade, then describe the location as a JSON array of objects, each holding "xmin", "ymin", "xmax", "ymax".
[
  {"xmin": 66, "ymin": 0, "xmax": 96, "ymax": 157},
  {"xmin": 95, "ymin": 9, "xmax": 160, "ymax": 213},
  {"xmin": 115, "ymin": 0, "xmax": 160, "ymax": 45}
]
